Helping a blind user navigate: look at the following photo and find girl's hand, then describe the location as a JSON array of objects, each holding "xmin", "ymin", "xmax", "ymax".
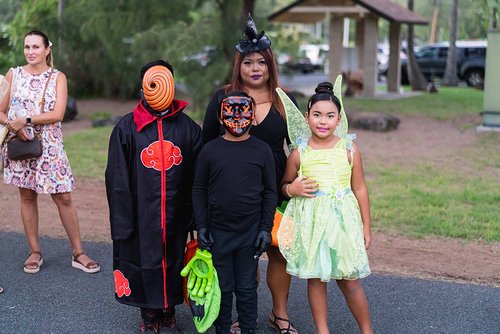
[
  {"xmin": 288, "ymin": 175, "xmax": 318, "ymax": 198},
  {"xmin": 363, "ymin": 226, "xmax": 372, "ymax": 250}
]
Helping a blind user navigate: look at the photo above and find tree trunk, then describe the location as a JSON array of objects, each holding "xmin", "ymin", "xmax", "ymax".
[
  {"xmin": 491, "ymin": 1, "xmax": 498, "ymax": 29},
  {"xmin": 406, "ymin": 1, "xmax": 427, "ymax": 91},
  {"xmin": 443, "ymin": 0, "xmax": 459, "ymax": 86},
  {"xmin": 216, "ymin": 0, "xmax": 246, "ymax": 83},
  {"xmin": 58, "ymin": 0, "xmax": 64, "ymax": 60},
  {"xmin": 241, "ymin": 0, "xmax": 256, "ymax": 24},
  {"xmin": 429, "ymin": 0, "xmax": 440, "ymax": 44},
  {"xmin": 217, "ymin": 0, "xmax": 256, "ymax": 84}
]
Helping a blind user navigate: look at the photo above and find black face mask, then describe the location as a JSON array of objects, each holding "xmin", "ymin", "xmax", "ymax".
[{"xmin": 220, "ymin": 96, "xmax": 255, "ymax": 137}]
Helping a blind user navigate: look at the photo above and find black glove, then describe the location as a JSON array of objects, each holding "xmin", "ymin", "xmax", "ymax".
[
  {"xmin": 189, "ymin": 297, "xmax": 205, "ymax": 319},
  {"xmin": 197, "ymin": 227, "xmax": 214, "ymax": 251},
  {"xmin": 254, "ymin": 230, "xmax": 271, "ymax": 259}
]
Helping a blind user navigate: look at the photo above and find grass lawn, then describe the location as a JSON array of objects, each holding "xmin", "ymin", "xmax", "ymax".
[
  {"xmin": 64, "ymin": 86, "xmax": 499, "ymax": 242},
  {"xmin": 368, "ymin": 163, "xmax": 500, "ymax": 242},
  {"xmin": 295, "ymin": 85, "xmax": 484, "ymax": 120}
]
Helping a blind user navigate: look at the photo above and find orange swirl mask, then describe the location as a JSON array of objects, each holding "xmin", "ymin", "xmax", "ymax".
[{"xmin": 142, "ymin": 65, "xmax": 175, "ymax": 112}]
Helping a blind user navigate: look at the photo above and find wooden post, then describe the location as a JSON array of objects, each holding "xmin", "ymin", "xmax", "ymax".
[
  {"xmin": 387, "ymin": 22, "xmax": 401, "ymax": 93},
  {"xmin": 362, "ymin": 15, "xmax": 378, "ymax": 98},
  {"xmin": 328, "ymin": 15, "xmax": 344, "ymax": 82}
]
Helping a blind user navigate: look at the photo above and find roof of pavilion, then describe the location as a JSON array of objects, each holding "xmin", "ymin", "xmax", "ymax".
[{"xmin": 269, "ymin": 0, "xmax": 428, "ymax": 25}]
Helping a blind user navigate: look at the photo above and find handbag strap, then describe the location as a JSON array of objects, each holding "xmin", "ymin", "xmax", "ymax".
[
  {"xmin": 5, "ymin": 68, "xmax": 52, "ymax": 144},
  {"xmin": 39, "ymin": 68, "xmax": 53, "ymax": 113},
  {"xmin": 9, "ymin": 67, "xmax": 17, "ymax": 106}
]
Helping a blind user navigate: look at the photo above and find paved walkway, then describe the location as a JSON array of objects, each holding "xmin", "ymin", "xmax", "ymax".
[{"xmin": 0, "ymin": 232, "xmax": 498, "ymax": 333}]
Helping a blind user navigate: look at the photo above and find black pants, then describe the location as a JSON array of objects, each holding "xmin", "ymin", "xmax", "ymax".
[{"xmin": 211, "ymin": 224, "xmax": 259, "ymax": 332}]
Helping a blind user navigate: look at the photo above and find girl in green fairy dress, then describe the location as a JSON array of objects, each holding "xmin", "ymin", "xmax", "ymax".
[{"xmin": 277, "ymin": 78, "xmax": 372, "ymax": 334}]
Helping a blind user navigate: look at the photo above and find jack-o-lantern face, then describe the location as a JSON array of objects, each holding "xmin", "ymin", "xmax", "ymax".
[{"xmin": 220, "ymin": 96, "xmax": 255, "ymax": 137}]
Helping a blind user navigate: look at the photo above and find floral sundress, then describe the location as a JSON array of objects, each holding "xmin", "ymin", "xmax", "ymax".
[{"xmin": 2, "ymin": 66, "xmax": 75, "ymax": 194}]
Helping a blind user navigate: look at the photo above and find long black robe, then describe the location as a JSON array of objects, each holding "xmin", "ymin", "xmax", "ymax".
[{"xmin": 105, "ymin": 100, "xmax": 203, "ymax": 309}]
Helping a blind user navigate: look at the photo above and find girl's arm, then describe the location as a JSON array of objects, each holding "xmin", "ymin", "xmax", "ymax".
[
  {"xmin": 10, "ymin": 71, "xmax": 68, "ymax": 133},
  {"xmin": 350, "ymin": 143, "xmax": 372, "ymax": 249},
  {"xmin": 281, "ymin": 149, "xmax": 318, "ymax": 198}
]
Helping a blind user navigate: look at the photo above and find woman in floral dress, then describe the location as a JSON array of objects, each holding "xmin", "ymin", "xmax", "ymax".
[{"xmin": 0, "ymin": 30, "xmax": 99, "ymax": 274}]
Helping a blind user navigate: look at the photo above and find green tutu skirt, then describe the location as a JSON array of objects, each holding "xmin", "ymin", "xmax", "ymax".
[{"xmin": 278, "ymin": 190, "xmax": 370, "ymax": 282}]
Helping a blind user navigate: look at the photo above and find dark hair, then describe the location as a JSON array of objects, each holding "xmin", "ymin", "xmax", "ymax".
[
  {"xmin": 140, "ymin": 59, "xmax": 174, "ymax": 80},
  {"xmin": 223, "ymin": 90, "xmax": 254, "ymax": 101},
  {"xmin": 307, "ymin": 82, "xmax": 341, "ymax": 113},
  {"xmin": 225, "ymin": 48, "xmax": 285, "ymax": 120},
  {"xmin": 25, "ymin": 30, "xmax": 52, "ymax": 67}
]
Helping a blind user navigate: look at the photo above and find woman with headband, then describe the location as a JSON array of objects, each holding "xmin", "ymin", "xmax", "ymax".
[{"xmin": 203, "ymin": 14, "xmax": 299, "ymax": 334}]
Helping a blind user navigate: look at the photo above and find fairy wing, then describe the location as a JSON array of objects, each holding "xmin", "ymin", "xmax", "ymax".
[
  {"xmin": 275, "ymin": 87, "xmax": 310, "ymax": 151},
  {"xmin": 333, "ymin": 74, "xmax": 348, "ymax": 138},
  {"xmin": 276, "ymin": 74, "xmax": 348, "ymax": 150}
]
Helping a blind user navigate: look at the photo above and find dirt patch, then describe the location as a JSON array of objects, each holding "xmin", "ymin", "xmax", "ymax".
[{"xmin": 1, "ymin": 99, "xmax": 499, "ymax": 287}]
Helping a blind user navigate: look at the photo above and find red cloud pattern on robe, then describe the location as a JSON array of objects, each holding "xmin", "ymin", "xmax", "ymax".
[
  {"xmin": 114, "ymin": 270, "xmax": 131, "ymax": 297},
  {"xmin": 140, "ymin": 140, "xmax": 183, "ymax": 171}
]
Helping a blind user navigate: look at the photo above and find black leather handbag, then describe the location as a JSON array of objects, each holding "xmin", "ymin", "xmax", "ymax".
[
  {"xmin": 7, "ymin": 134, "xmax": 42, "ymax": 160},
  {"xmin": 5, "ymin": 68, "xmax": 52, "ymax": 161}
]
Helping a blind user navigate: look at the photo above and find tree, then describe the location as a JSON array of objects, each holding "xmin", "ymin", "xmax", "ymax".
[
  {"xmin": 443, "ymin": 0, "xmax": 459, "ymax": 86},
  {"xmin": 406, "ymin": 0, "xmax": 428, "ymax": 91},
  {"xmin": 488, "ymin": 0, "xmax": 499, "ymax": 28},
  {"xmin": 429, "ymin": 0, "xmax": 440, "ymax": 43},
  {"xmin": 392, "ymin": 0, "xmax": 491, "ymax": 43}
]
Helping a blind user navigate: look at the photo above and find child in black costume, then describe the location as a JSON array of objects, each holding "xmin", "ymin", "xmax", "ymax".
[{"xmin": 192, "ymin": 92, "xmax": 276, "ymax": 334}]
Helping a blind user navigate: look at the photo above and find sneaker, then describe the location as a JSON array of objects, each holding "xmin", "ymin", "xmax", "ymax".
[{"xmin": 141, "ymin": 319, "xmax": 159, "ymax": 334}]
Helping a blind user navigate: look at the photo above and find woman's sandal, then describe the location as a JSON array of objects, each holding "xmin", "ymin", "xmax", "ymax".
[
  {"xmin": 72, "ymin": 251, "xmax": 100, "ymax": 274},
  {"xmin": 24, "ymin": 251, "xmax": 43, "ymax": 274},
  {"xmin": 267, "ymin": 310, "xmax": 298, "ymax": 333}
]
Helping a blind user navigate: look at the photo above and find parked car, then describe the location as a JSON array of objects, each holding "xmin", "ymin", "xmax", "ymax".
[
  {"xmin": 183, "ymin": 46, "xmax": 216, "ymax": 67},
  {"xmin": 284, "ymin": 57, "xmax": 317, "ymax": 74},
  {"xmin": 399, "ymin": 40, "xmax": 487, "ymax": 87}
]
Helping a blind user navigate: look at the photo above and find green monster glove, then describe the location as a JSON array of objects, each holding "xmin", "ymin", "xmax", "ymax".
[{"xmin": 181, "ymin": 249, "xmax": 215, "ymax": 299}]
